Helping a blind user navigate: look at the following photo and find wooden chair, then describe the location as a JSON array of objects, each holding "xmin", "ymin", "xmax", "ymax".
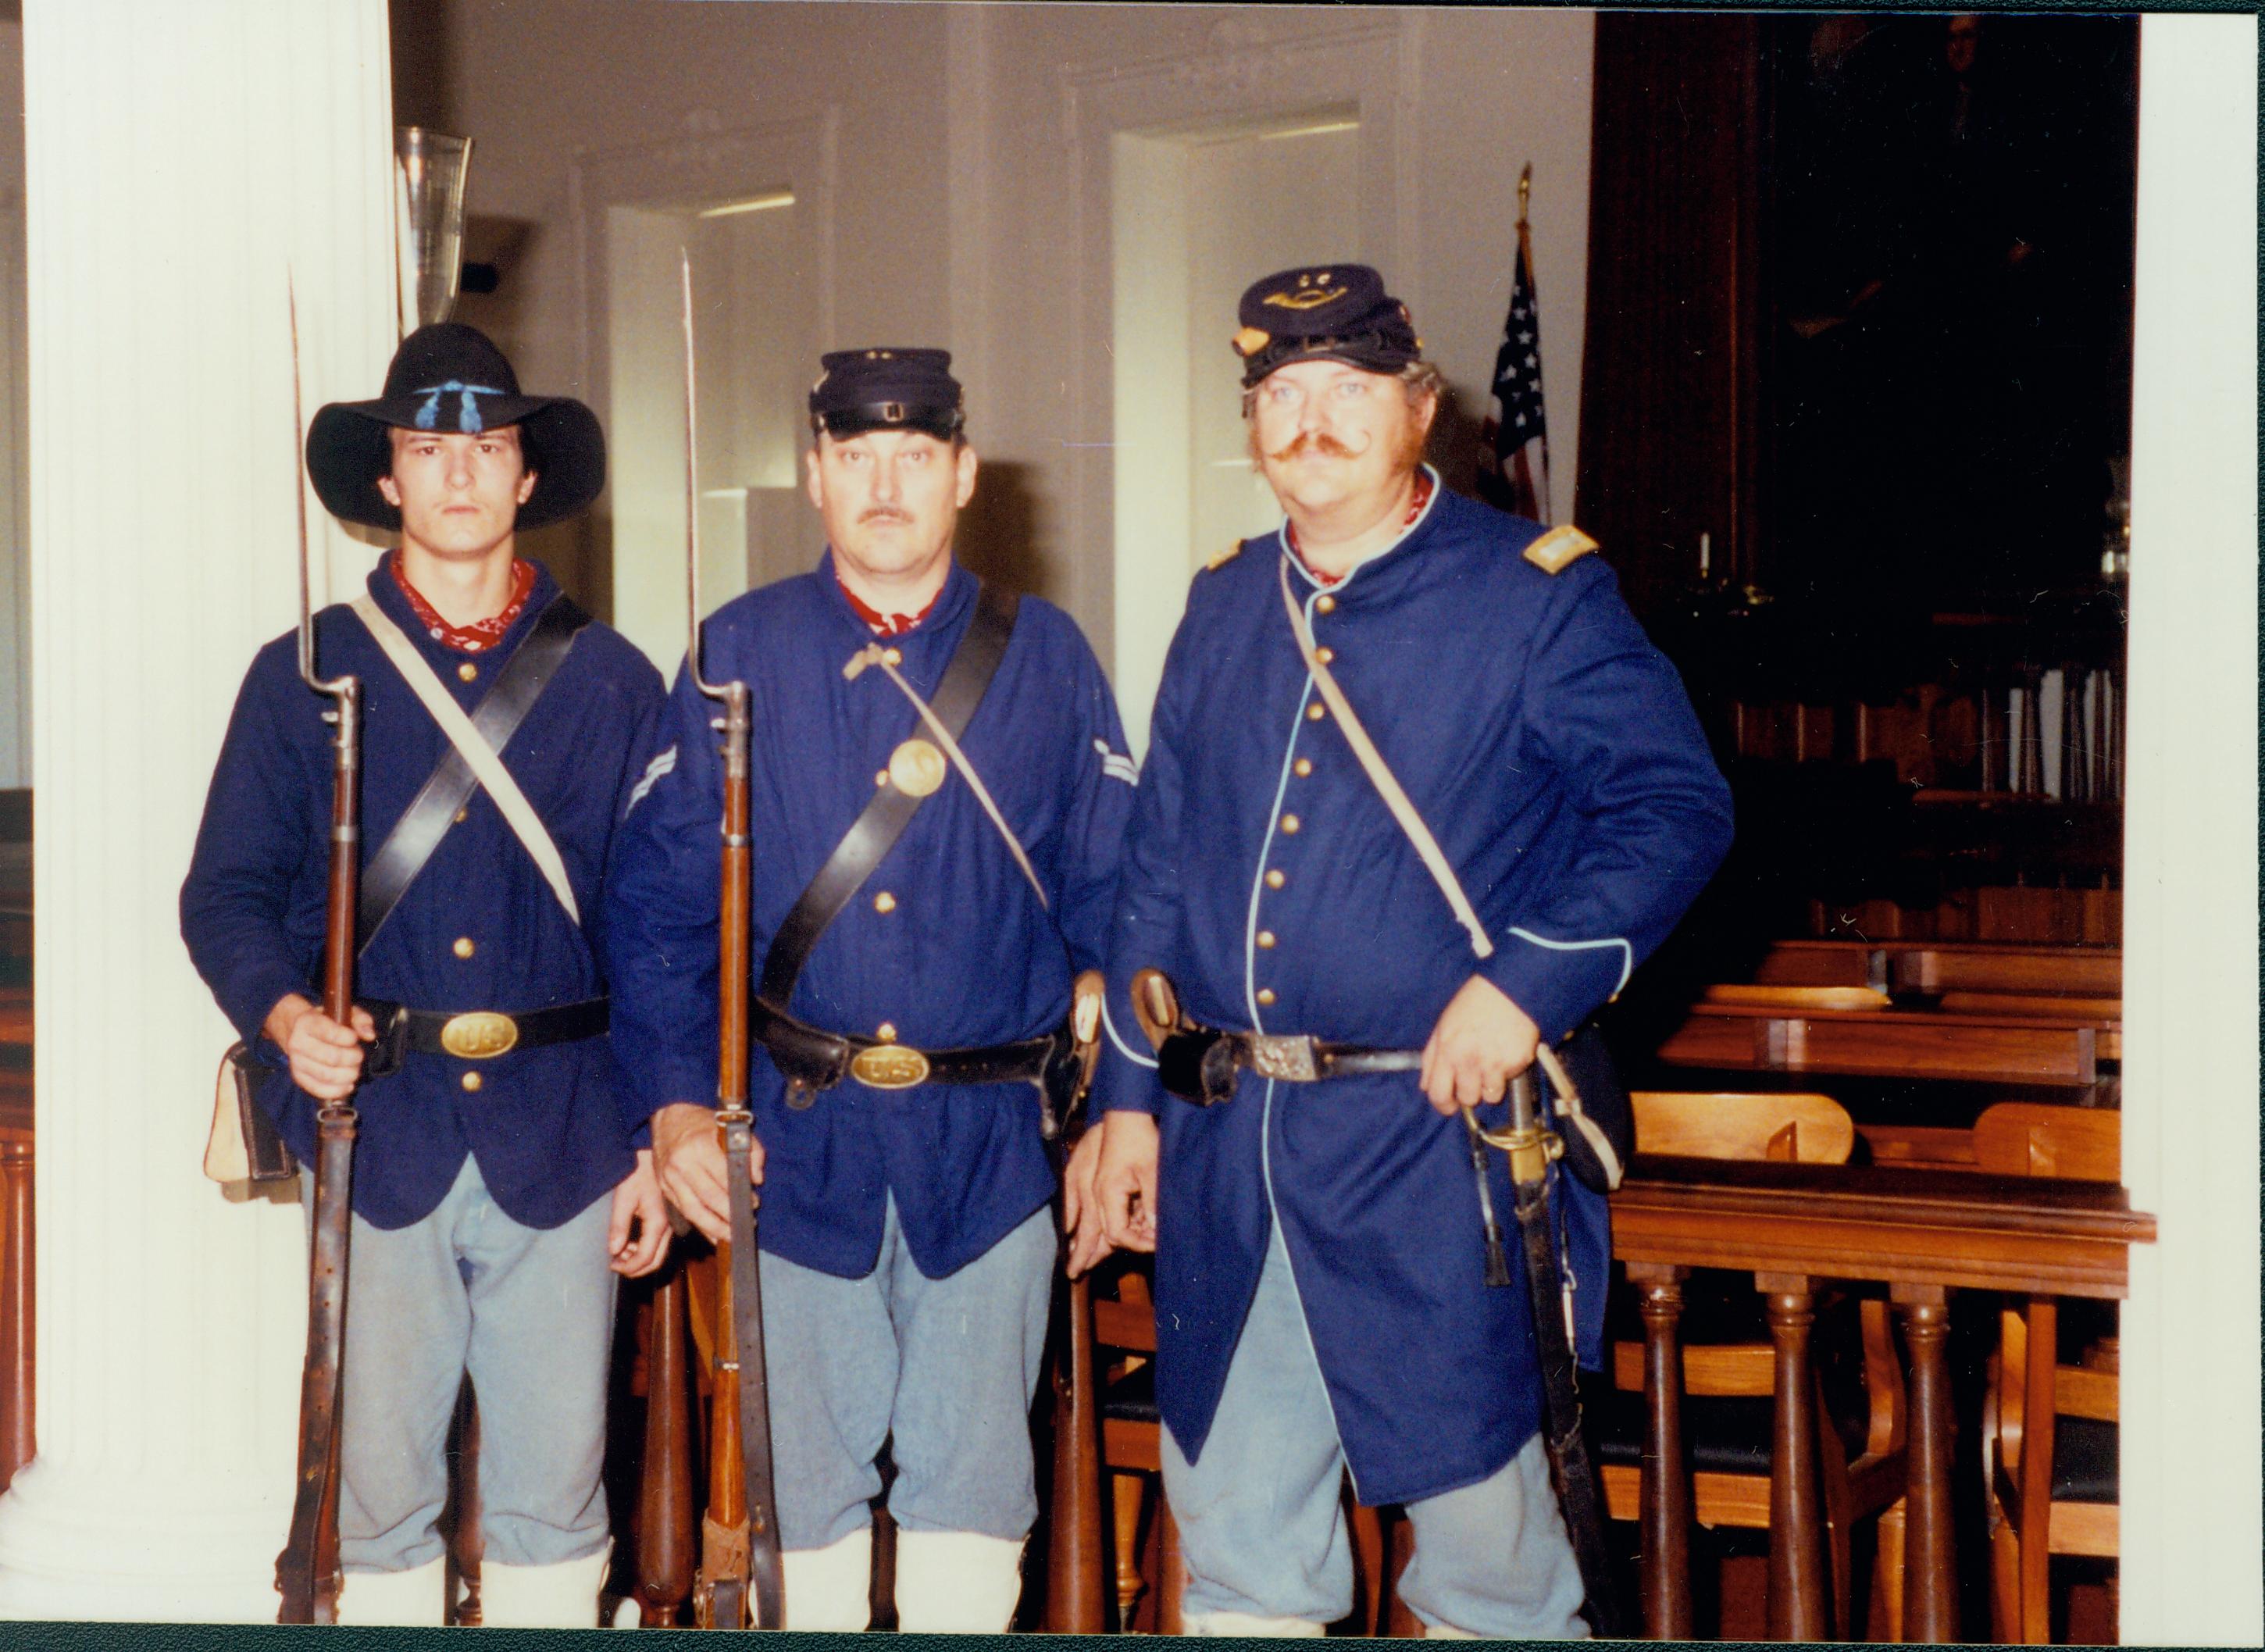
[
  {"xmin": 1604, "ymin": 1091, "xmax": 1908, "ymax": 1640},
  {"xmin": 1975, "ymin": 1103, "xmax": 2122, "ymax": 1643},
  {"xmin": 1047, "ymin": 1258, "xmax": 1401, "ymax": 1634}
]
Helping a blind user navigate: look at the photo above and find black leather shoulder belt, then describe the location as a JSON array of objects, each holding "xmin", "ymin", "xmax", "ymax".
[{"xmin": 751, "ymin": 583, "xmax": 1086, "ymax": 1104}]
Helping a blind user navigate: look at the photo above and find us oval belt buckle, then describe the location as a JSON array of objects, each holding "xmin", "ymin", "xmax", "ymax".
[
  {"xmin": 850, "ymin": 1042, "xmax": 932, "ymax": 1090},
  {"xmin": 440, "ymin": 1011, "xmax": 519, "ymax": 1060}
]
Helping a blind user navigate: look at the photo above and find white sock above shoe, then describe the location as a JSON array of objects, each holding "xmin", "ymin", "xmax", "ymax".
[
  {"xmin": 783, "ymin": 1525, "xmax": 876, "ymax": 1632},
  {"xmin": 894, "ymin": 1529, "xmax": 1027, "ymax": 1632}
]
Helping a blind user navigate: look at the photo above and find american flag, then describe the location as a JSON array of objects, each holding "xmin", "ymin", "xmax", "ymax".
[{"xmin": 1477, "ymin": 211, "xmax": 1550, "ymax": 524}]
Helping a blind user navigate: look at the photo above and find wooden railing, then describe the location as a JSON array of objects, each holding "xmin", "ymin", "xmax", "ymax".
[{"xmin": 1614, "ymin": 1155, "xmax": 2152, "ymax": 1642}]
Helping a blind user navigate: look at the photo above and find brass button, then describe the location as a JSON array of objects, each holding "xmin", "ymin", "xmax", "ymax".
[
  {"xmin": 457, "ymin": 662, "xmax": 479, "ymax": 683},
  {"xmin": 1306, "ymin": 702, "xmax": 1326, "ymax": 722},
  {"xmin": 1279, "ymin": 814, "xmax": 1301, "ymax": 834},
  {"xmin": 876, "ymin": 1022, "xmax": 898, "ymax": 1043},
  {"xmin": 874, "ymin": 891, "xmax": 897, "ymax": 914},
  {"xmin": 1257, "ymin": 930, "xmax": 1277, "ymax": 949},
  {"xmin": 452, "ymin": 937, "xmax": 475, "ymax": 959},
  {"xmin": 461, "ymin": 1071, "xmax": 483, "ymax": 1093},
  {"xmin": 1265, "ymin": 869, "xmax": 1286, "ymax": 890},
  {"xmin": 883, "ymin": 648, "xmax": 903, "ymax": 667},
  {"xmin": 1256, "ymin": 988, "xmax": 1277, "ymax": 1007},
  {"xmin": 1315, "ymin": 594, "xmax": 1336, "ymax": 614},
  {"xmin": 1294, "ymin": 758, "xmax": 1313, "ymax": 778},
  {"xmin": 454, "ymin": 806, "xmax": 469, "ymax": 824},
  {"xmin": 876, "ymin": 769, "xmax": 891, "ymax": 788},
  {"xmin": 1314, "ymin": 647, "xmax": 1335, "ymax": 665}
]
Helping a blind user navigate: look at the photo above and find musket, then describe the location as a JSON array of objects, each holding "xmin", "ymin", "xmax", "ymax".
[
  {"xmin": 275, "ymin": 285, "xmax": 366, "ymax": 1626},
  {"xmin": 1479, "ymin": 1067, "xmax": 1626, "ymax": 1639},
  {"xmin": 678, "ymin": 251, "xmax": 785, "ymax": 1633}
]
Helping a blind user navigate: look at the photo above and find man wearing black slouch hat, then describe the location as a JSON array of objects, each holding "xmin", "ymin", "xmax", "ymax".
[{"xmin": 181, "ymin": 322, "xmax": 669, "ymax": 1626}]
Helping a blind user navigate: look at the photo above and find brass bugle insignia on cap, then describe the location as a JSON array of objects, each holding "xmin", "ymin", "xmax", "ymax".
[
  {"xmin": 1522, "ymin": 525, "xmax": 1601, "ymax": 574},
  {"xmin": 1232, "ymin": 326, "xmax": 1272, "ymax": 357},
  {"xmin": 888, "ymin": 737, "xmax": 948, "ymax": 797},
  {"xmin": 1264, "ymin": 285, "xmax": 1347, "ymax": 311}
]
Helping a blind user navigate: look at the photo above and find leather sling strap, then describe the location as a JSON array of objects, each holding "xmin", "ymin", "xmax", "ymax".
[
  {"xmin": 1277, "ymin": 556, "xmax": 1494, "ymax": 960},
  {"xmin": 758, "ymin": 583, "xmax": 1019, "ymax": 1007},
  {"xmin": 352, "ymin": 592, "xmax": 590, "ymax": 950},
  {"xmin": 725, "ymin": 1114, "xmax": 786, "ymax": 1629},
  {"xmin": 351, "ymin": 593, "xmax": 587, "ymax": 929}
]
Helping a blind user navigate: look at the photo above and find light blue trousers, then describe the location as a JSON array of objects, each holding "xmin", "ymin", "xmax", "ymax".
[
  {"xmin": 758, "ymin": 1196, "xmax": 1056, "ymax": 1550},
  {"xmin": 312, "ymin": 1155, "xmax": 617, "ymax": 1572},
  {"xmin": 1161, "ymin": 1222, "xmax": 1590, "ymax": 1637}
]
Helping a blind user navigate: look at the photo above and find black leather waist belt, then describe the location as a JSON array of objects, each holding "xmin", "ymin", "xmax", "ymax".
[
  {"xmin": 1156, "ymin": 1024, "xmax": 1422, "ymax": 1107},
  {"xmin": 751, "ymin": 994, "xmax": 1072, "ymax": 1097},
  {"xmin": 360, "ymin": 995, "xmax": 610, "ymax": 1078}
]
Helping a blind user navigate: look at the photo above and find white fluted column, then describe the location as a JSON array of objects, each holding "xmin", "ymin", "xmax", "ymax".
[{"xmin": 0, "ymin": 0, "xmax": 396, "ymax": 1621}]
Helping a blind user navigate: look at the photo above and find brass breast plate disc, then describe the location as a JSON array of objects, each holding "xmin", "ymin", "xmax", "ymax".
[
  {"xmin": 888, "ymin": 738, "xmax": 948, "ymax": 798},
  {"xmin": 440, "ymin": 1011, "xmax": 519, "ymax": 1060},
  {"xmin": 850, "ymin": 1043, "xmax": 932, "ymax": 1090}
]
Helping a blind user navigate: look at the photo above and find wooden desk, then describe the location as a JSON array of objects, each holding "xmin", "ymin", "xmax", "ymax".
[
  {"xmin": 1752, "ymin": 939, "xmax": 2121, "ymax": 1001},
  {"xmin": 1655, "ymin": 1000, "xmax": 2118, "ymax": 1087},
  {"xmin": 1611, "ymin": 1158, "xmax": 2153, "ymax": 1641}
]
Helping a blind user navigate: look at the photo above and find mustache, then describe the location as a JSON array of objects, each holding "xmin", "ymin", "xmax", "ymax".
[
  {"xmin": 1267, "ymin": 431, "xmax": 1361, "ymax": 463},
  {"xmin": 858, "ymin": 506, "xmax": 915, "ymax": 526}
]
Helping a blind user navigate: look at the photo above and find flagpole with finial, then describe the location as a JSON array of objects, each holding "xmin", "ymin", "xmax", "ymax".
[{"xmin": 1518, "ymin": 160, "xmax": 1532, "ymax": 232}]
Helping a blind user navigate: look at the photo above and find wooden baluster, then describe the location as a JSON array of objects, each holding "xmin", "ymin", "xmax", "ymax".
[
  {"xmin": 0, "ymin": 1133, "xmax": 31, "ymax": 1493},
  {"xmin": 443, "ymin": 1379, "xmax": 484, "ymax": 1625},
  {"xmin": 1632, "ymin": 1265, "xmax": 1692, "ymax": 1640},
  {"xmin": 1760, "ymin": 1275, "xmax": 1827, "ymax": 1640},
  {"xmin": 1111, "ymin": 1474, "xmax": 1148, "ymax": 1629},
  {"xmin": 1385, "ymin": 1511, "xmax": 1421, "ymax": 1638},
  {"xmin": 635, "ymin": 1265, "xmax": 695, "ymax": 1627},
  {"xmin": 1895, "ymin": 1288, "xmax": 1957, "ymax": 1643},
  {"xmin": 872, "ymin": 1505, "xmax": 897, "ymax": 1631},
  {"xmin": 1045, "ymin": 1273, "xmax": 1108, "ymax": 1630}
]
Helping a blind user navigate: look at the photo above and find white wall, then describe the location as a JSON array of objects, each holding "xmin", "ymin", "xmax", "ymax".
[{"xmin": 393, "ymin": 2, "xmax": 1596, "ymax": 698}]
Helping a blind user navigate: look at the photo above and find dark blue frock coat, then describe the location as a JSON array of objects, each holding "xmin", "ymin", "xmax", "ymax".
[{"xmin": 1094, "ymin": 480, "xmax": 1734, "ymax": 1506}]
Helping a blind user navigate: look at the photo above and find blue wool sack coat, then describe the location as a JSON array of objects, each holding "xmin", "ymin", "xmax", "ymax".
[
  {"xmin": 604, "ymin": 558, "xmax": 1135, "ymax": 1282},
  {"xmin": 1094, "ymin": 479, "xmax": 1734, "ymax": 1507},
  {"xmin": 180, "ymin": 562, "xmax": 665, "ymax": 1231}
]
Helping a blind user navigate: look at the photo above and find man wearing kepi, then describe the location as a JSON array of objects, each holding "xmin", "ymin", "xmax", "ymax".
[
  {"xmin": 605, "ymin": 348, "xmax": 1133, "ymax": 1632},
  {"xmin": 180, "ymin": 323, "xmax": 669, "ymax": 1626},
  {"xmin": 1079, "ymin": 266, "xmax": 1733, "ymax": 1637}
]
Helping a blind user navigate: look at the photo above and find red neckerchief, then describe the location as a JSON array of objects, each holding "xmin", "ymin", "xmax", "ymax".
[
  {"xmin": 835, "ymin": 571, "xmax": 940, "ymax": 637},
  {"xmin": 1286, "ymin": 470, "xmax": 1434, "ymax": 588},
  {"xmin": 391, "ymin": 552, "xmax": 537, "ymax": 654}
]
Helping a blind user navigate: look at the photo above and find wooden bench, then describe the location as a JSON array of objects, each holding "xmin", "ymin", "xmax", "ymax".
[
  {"xmin": 1655, "ymin": 999, "xmax": 2115, "ymax": 1088},
  {"xmin": 1749, "ymin": 939, "xmax": 2121, "ymax": 1001}
]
